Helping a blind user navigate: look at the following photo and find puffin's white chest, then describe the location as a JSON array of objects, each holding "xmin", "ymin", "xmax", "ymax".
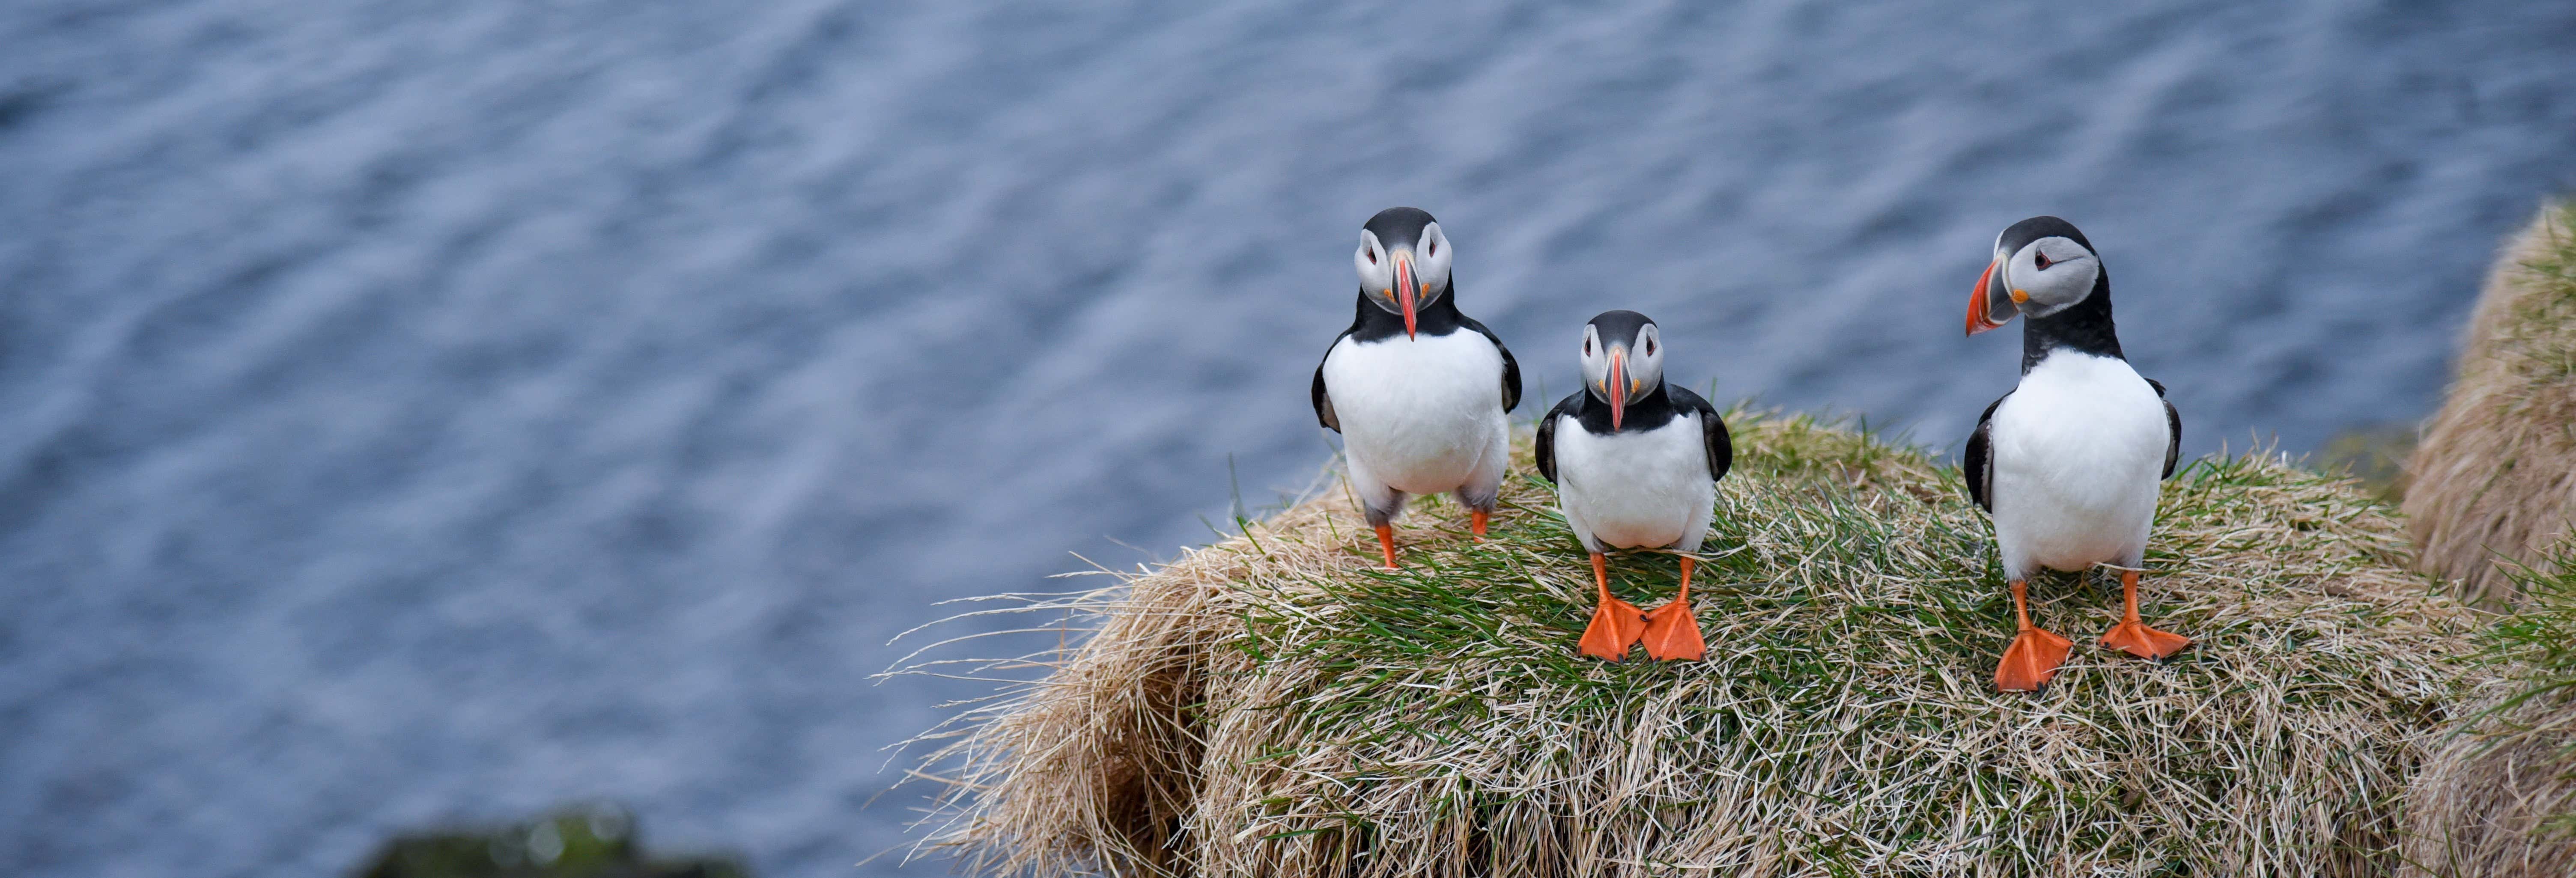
[
  {"xmin": 1554, "ymin": 413, "xmax": 1713, "ymax": 550},
  {"xmin": 1321, "ymin": 330, "xmax": 1507, "ymax": 494},
  {"xmin": 1989, "ymin": 352, "xmax": 2169, "ymax": 573}
]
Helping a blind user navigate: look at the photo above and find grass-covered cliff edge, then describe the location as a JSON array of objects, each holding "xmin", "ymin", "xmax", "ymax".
[
  {"xmin": 2406, "ymin": 200, "xmax": 2576, "ymax": 607},
  {"xmin": 2395, "ymin": 199, "xmax": 2576, "ymax": 878},
  {"xmin": 899, "ymin": 414, "xmax": 2488, "ymax": 877}
]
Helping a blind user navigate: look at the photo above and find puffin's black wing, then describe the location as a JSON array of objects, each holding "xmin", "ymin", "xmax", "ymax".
[
  {"xmin": 1965, "ymin": 392, "xmax": 2009, "ymax": 513},
  {"xmin": 1458, "ymin": 315, "xmax": 1521, "ymax": 412},
  {"xmin": 1533, "ymin": 392, "xmax": 1583, "ymax": 485},
  {"xmin": 2148, "ymin": 378, "xmax": 2179, "ymax": 479},
  {"xmin": 1667, "ymin": 384, "xmax": 1733, "ymax": 482},
  {"xmin": 1311, "ymin": 330, "xmax": 1351, "ymax": 432}
]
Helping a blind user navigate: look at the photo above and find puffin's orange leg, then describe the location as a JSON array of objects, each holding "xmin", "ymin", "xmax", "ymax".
[
  {"xmin": 1995, "ymin": 579, "xmax": 2072, "ymax": 692},
  {"xmin": 2100, "ymin": 569, "xmax": 2191, "ymax": 659},
  {"xmin": 1641, "ymin": 556, "xmax": 1706, "ymax": 661},
  {"xmin": 1577, "ymin": 552, "xmax": 1646, "ymax": 661},
  {"xmin": 1470, "ymin": 508, "xmax": 1490, "ymax": 542},
  {"xmin": 1374, "ymin": 523, "xmax": 1399, "ymax": 570}
]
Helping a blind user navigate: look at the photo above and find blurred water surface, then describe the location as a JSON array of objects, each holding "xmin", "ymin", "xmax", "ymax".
[{"xmin": 3, "ymin": 1, "xmax": 2574, "ymax": 875}]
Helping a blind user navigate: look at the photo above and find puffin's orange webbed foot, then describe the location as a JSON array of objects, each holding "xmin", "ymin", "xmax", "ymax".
[
  {"xmin": 1581, "ymin": 598, "xmax": 1647, "ymax": 661},
  {"xmin": 1470, "ymin": 509, "xmax": 1490, "ymax": 542},
  {"xmin": 1640, "ymin": 557, "xmax": 1705, "ymax": 661},
  {"xmin": 1995, "ymin": 626, "xmax": 2072, "ymax": 692},
  {"xmin": 1993, "ymin": 579, "xmax": 2069, "ymax": 692},
  {"xmin": 1577, "ymin": 552, "xmax": 1644, "ymax": 661},
  {"xmin": 1640, "ymin": 601, "xmax": 1703, "ymax": 661},
  {"xmin": 1374, "ymin": 522, "xmax": 1399, "ymax": 570},
  {"xmin": 2100, "ymin": 570, "xmax": 2190, "ymax": 659},
  {"xmin": 2100, "ymin": 620, "xmax": 2190, "ymax": 659}
]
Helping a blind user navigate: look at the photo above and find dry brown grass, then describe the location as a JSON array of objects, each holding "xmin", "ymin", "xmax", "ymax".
[
  {"xmin": 2404, "ymin": 201, "xmax": 2576, "ymax": 607},
  {"xmin": 2401, "ymin": 539, "xmax": 2576, "ymax": 877},
  {"xmin": 2401, "ymin": 690, "xmax": 2576, "ymax": 877},
  {"xmin": 897, "ymin": 414, "xmax": 2488, "ymax": 877}
]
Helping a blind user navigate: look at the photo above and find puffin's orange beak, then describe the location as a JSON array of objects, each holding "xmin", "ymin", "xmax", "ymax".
[
  {"xmin": 1607, "ymin": 348, "xmax": 1628, "ymax": 430},
  {"xmin": 1966, "ymin": 257, "xmax": 2013, "ymax": 336},
  {"xmin": 1393, "ymin": 253, "xmax": 1419, "ymax": 339}
]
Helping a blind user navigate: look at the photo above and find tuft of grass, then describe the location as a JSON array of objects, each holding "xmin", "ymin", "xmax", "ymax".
[
  {"xmin": 2485, "ymin": 545, "xmax": 2576, "ymax": 718},
  {"xmin": 897, "ymin": 411, "xmax": 2487, "ymax": 878},
  {"xmin": 2405, "ymin": 199, "xmax": 2576, "ymax": 606},
  {"xmin": 2400, "ymin": 536, "xmax": 2576, "ymax": 877}
]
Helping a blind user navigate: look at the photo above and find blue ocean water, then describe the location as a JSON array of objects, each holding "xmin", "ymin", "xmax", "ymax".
[{"xmin": 2, "ymin": 1, "xmax": 2573, "ymax": 875}]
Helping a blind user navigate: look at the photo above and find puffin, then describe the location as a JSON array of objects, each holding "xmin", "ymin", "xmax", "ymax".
[
  {"xmin": 1962, "ymin": 216, "xmax": 2187, "ymax": 692},
  {"xmin": 1312, "ymin": 207, "xmax": 1522, "ymax": 568},
  {"xmin": 1535, "ymin": 311, "xmax": 1732, "ymax": 661}
]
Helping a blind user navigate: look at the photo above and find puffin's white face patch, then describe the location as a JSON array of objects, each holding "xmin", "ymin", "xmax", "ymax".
[
  {"xmin": 1629, "ymin": 322, "xmax": 1664, "ymax": 388},
  {"xmin": 1413, "ymin": 222, "xmax": 1452, "ymax": 305},
  {"xmin": 1355, "ymin": 229, "xmax": 1396, "ymax": 312},
  {"xmin": 2005, "ymin": 235, "xmax": 2099, "ymax": 318},
  {"xmin": 1580, "ymin": 325, "xmax": 1610, "ymax": 397}
]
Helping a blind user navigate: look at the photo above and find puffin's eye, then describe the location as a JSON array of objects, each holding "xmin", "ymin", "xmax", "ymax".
[
  {"xmin": 1366, "ymin": 247, "xmax": 1378, "ymax": 265},
  {"xmin": 1427, "ymin": 238, "xmax": 1438, "ymax": 257},
  {"xmin": 1584, "ymin": 337, "xmax": 1593, "ymax": 356},
  {"xmin": 1644, "ymin": 338, "xmax": 1656, "ymax": 356},
  {"xmin": 2034, "ymin": 251, "xmax": 2053, "ymax": 270}
]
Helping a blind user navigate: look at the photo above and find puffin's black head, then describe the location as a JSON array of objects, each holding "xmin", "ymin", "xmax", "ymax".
[
  {"xmin": 1354, "ymin": 206, "xmax": 1453, "ymax": 339},
  {"xmin": 1967, "ymin": 215, "xmax": 2104, "ymax": 336},
  {"xmin": 1579, "ymin": 310, "xmax": 1664, "ymax": 430}
]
